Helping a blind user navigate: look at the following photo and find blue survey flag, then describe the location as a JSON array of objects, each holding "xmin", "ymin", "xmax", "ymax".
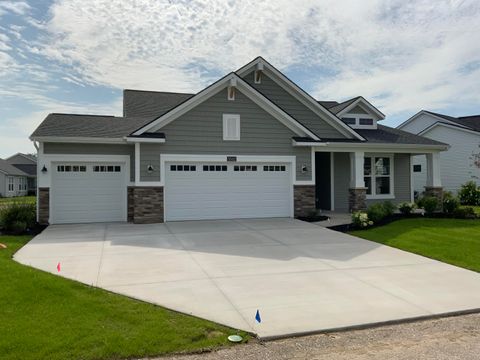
[{"xmin": 255, "ymin": 309, "xmax": 261, "ymax": 323}]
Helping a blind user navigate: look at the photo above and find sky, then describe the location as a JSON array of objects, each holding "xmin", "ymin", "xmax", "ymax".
[{"xmin": 1, "ymin": 0, "xmax": 480, "ymax": 157}]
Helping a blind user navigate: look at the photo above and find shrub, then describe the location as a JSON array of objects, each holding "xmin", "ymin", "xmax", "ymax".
[
  {"xmin": 352, "ymin": 211, "xmax": 373, "ymax": 228},
  {"xmin": 382, "ymin": 201, "xmax": 396, "ymax": 217},
  {"xmin": 443, "ymin": 192, "xmax": 460, "ymax": 214},
  {"xmin": 420, "ymin": 196, "xmax": 439, "ymax": 215},
  {"xmin": 453, "ymin": 206, "xmax": 477, "ymax": 219},
  {"xmin": 367, "ymin": 203, "xmax": 387, "ymax": 223},
  {"xmin": 458, "ymin": 181, "xmax": 480, "ymax": 206},
  {"xmin": 398, "ymin": 202, "xmax": 416, "ymax": 215},
  {"xmin": 0, "ymin": 202, "xmax": 36, "ymax": 233}
]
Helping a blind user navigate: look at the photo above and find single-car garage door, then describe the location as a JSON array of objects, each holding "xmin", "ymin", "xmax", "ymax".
[
  {"xmin": 165, "ymin": 162, "xmax": 292, "ymax": 221},
  {"xmin": 51, "ymin": 162, "xmax": 127, "ymax": 224}
]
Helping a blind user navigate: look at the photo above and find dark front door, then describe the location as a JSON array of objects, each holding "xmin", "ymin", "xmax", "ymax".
[{"xmin": 315, "ymin": 152, "xmax": 331, "ymax": 210}]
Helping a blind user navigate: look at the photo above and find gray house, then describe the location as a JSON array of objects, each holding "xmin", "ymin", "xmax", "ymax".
[
  {"xmin": 6, "ymin": 153, "xmax": 37, "ymax": 195},
  {"xmin": 0, "ymin": 158, "xmax": 29, "ymax": 198},
  {"xmin": 31, "ymin": 57, "xmax": 448, "ymax": 224}
]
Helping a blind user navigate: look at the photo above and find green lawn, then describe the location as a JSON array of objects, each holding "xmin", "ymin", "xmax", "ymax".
[
  {"xmin": 350, "ymin": 218, "xmax": 480, "ymax": 272},
  {"xmin": 0, "ymin": 236, "xmax": 247, "ymax": 360},
  {"xmin": 0, "ymin": 196, "xmax": 36, "ymax": 205}
]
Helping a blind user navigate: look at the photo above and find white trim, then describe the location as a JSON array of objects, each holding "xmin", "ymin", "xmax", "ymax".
[
  {"xmin": 36, "ymin": 142, "xmax": 43, "ymax": 222},
  {"xmin": 222, "ymin": 114, "xmax": 241, "ymax": 141},
  {"xmin": 160, "ymin": 154, "xmax": 296, "ymax": 220},
  {"xmin": 410, "ymin": 155, "xmax": 414, "ymax": 202},
  {"xmin": 235, "ymin": 57, "xmax": 365, "ymax": 141},
  {"xmin": 349, "ymin": 151, "xmax": 365, "ymax": 188},
  {"xmin": 132, "ymin": 73, "xmax": 320, "ymax": 140},
  {"xmin": 364, "ymin": 154, "xmax": 395, "ymax": 200},
  {"xmin": 418, "ymin": 121, "xmax": 480, "ymax": 137},
  {"xmin": 29, "ymin": 136, "xmax": 126, "ymax": 144},
  {"xmin": 134, "ymin": 143, "xmax": 140, "ymax": 185},
  {"xmin": 125, "ymin": 137, "xmax": 165, "ymax": 143},
  {"xmin": 293, "ymin": 141, "xmax": 449, "ymax": 152},
  {"xmin": 330, "ymin": 152, "xmax": 335, "ymax": 211},
  {"xmin": 335, "ymin": 97, "xmax": 385, "ymax": 120}
]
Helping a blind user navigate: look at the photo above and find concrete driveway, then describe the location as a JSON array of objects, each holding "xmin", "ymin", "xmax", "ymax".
[{"xmin": 14, "ymin": 218, "xmax": 480, "ymax": 339}]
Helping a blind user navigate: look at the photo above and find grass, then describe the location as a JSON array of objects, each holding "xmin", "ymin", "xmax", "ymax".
[
  {"xmin": 0, "ymin": 236, "xmax": 247, "ymax": 360},
  {"xmin": 0, "ymin": 196, "xmax": 36, "ymax": 206},
  {"xmin": 350, "ymin": 218, "xmax": 480, "ymax": 272}
]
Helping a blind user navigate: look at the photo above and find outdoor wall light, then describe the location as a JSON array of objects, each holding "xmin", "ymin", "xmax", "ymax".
[
  {"xmin": 146, "ymin": 164, "xmax": 155, "ymax": 173},
  {"xmin": 41, "ymin": 165, "xmax": 47, "ymax": 173},
  {"xmin": 301, "ymin": 165, "xmax": 308, "ymax": 173}
]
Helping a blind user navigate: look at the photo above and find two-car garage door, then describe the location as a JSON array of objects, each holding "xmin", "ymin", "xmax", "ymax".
[{"xmin": 164, "ymin": 162, "xmax": 292, "ymax": 221}]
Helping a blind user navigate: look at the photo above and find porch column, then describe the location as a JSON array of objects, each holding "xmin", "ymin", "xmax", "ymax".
[
  {"xmin": 349, "ymin": 151, "xmax": 367, "ymax": 212},
  {"xmin": 134, "ymin": 142, "xmax": 140, "ymax": 185},
  {"xmin": 425, "ymin": 152, "xmax": 443, "ymax": 207}
]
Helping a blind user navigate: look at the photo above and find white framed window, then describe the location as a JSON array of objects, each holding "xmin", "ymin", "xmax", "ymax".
[
  {"xmin": 18, "ymin": 178, "xmax": 23, "ymax": 191},
  {"xmin": 7, "ymin": 177, "xmax": 14, "ymax": 192},
  {"xmin": 341, "ymin": 114, "xmax": 376, "ymax": 129},
  {"xmin": 364, "ymin": 155, "xmax": 394, "ymax": 198},
  {"xmin": 223, "ymin": 114, "xmax": 240, "ymax": 141}
]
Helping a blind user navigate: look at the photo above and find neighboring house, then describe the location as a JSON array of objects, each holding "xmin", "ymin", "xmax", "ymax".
[
  {"xmin": 6, "ymin": 153, "xmax": 37, "ymax": 195},
  {"xmin": 397, "ymin": 110, "xmax": 480, "ymax": 195},
  {"xmin": 0, "ymin": 158, "xmax": 29, "ymax": 198},
  {"xmin": 30, "ymin": 57, "xmax": 448, "ymax": 225}
]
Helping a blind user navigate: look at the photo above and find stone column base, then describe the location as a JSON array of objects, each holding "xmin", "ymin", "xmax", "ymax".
[
  {"xmin": 38, "ymin": 187, "xmax": 50, "ymax": 225},
  {"xmin": 424, "ymin": 186, "xmax": 443, "ymax": 211},
  {"xmin": 294, "ymin": 185, "xmax": 316, "ymax": 218},
  {"xmin": 349, "ymin": 187, "xmax": 367, "ymax": 212},
  {"xmin": 129, "ymin": 186, "xmax": 164, "ymax": 224}
]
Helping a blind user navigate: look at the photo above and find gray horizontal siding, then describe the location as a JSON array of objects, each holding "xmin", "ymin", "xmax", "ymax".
[
  {"xmin": 43, "ymin": 143, "xmax": 135, "ymax": 181},
  {"xmin": 142, "ymin": 87, "xmax": 312, "ymax": 182},
  {"xmin": 242, "ymin": 71, "xmax": 346, "ymax": 139},
  {"xmin": 0, "ymin": 173, "xmax": 5, "ymax": 197},
  {"xmin": 334, "ymin": 153, "xmax": 412, "ymax": 212}
]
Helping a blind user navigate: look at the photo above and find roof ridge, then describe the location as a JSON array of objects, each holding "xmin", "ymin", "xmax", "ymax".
[
  {"xmin": 49, "ymin": 113, "xmax": 116, "ymax": 117},
  {"xmin": 123, "ymin": 89, "xmax": 194, "ymax": 95}
]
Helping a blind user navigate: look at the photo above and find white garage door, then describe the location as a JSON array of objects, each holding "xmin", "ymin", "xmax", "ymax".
[
  {"xmin": 165, "ymin": 162, "xmax": 292, "ymax": 221},
  {"xmin": 51, "ymin": 163, "xmax": 127, "ymax": 224}
]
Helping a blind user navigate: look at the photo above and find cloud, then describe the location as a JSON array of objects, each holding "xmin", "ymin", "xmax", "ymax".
[{"xmin": 0, "ymin": 1, "xmax": 30, "ymax": 16}]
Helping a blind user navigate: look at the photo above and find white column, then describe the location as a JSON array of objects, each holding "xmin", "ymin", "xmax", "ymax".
[
  {"xmin": 134, "ymin": 142, "xmax": 140, "ymax": 185},
  {"xmin": 349, "ymin": 151, "xmax": 365, "ymax": 188},
  {"xmin": 426, "ymin": 152, "xmax": 442, "ymax": 187}
]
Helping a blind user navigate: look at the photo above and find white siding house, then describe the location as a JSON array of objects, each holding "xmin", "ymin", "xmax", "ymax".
[{"xmin": 398, "ymin": 111, "xmax": 480, "ymax": 195}]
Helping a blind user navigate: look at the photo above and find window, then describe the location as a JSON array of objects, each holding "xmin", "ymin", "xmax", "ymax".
[
  {"xmin": 342, "ymin": 117, "xmax": 356, "ymax": 125},
  {"xmin": 359, "ymin": 118, "xmax": 373, "ymax": 125},
  {"xmin": 93, "ymin": 165, "xmax": 121, "ymax": 172},
  {"xmin": 7, "ymin": 177, "xmax": 14, "ymax": 192},
  {"xmin": 234, "ymin": 165, "xmax": 257, "ymax": 171},
  {"xmin": 413, "ymin": 164, "xmax": 422, "ymax": 172},
  {"xmin": 203, "ymin": 165, "xmax": 227, "ymax": 171},
  {"xmin": 57, "ymin": 165, "xmax": 87, "ymax": 172},
  {"xmin": 263, "ymin": 165, "xmax": 286, "ymax": 172},
  {"xmin": 170, "ymin": 165, "xmax": 196, "ymax": 171},
  {"xmin": 18, "ymin": 178, "xmax": 23, "ymax": 191},
  {"xmin": 364, "ymin": 156, "xmax": 393, "ymax": 197},
  {"xmin": 223, "ymin": 114, "xmax": 240, "ymax": 140},
  {"xmin": 341, "ymin": 116, "xmax": 376, "ymax": 128}
]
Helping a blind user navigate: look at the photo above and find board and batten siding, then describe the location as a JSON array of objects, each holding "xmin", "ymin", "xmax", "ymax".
[
  {"xmin": 333, "ymin": 153, "xmax": 412, "ymax": 211},
  {"xmin": 412, "ymin": 125, "xmax": 480, "ymax": 194},
  {"xmin": 242, "ymin": 71, "xmax": 346, "ymax": 139},
  {"xmin": 43, "ymin": 143, "xmax": 135, "ymax": 181},
  {"xmin": 141, "ymin": 87, "xmax": 312, "ymax": 182}
]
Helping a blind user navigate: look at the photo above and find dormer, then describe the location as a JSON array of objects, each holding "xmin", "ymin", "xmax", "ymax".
[{"xmin": 330, "ymin": 96, "xmax": 385, "ymax": 130}]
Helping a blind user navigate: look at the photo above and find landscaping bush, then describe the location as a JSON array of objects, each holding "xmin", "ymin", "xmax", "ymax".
[
  {"xmin": 398, "ymin": 202, "xmax": 416, "ymax": 215},
  {"xmin": 443, "ymin": 192, "xmax": 460, "ymax": 215},
  {"xmin": 351, "ymin": 211, "xmax": 373, "ymax": 228},
  {"xmin": 0, "ymin": 202, "xmax": 36, "ymax": 233},
  {"xmin": 458, "ymin": 181, "xmax": 480, "ymax": 206},
  {"xmin": 452, "ymin": 206, "xmax": 477, "ymax": 219},
  {"xmin": 382, "ymin": 201, "xmax": 396, "ymax": 217},
  {"xmin": 420, "ymin": 196, "xmax": 439, "ymax": 215},
  {"xmin": 367, "ymin": 203, "xmax": 387, "ymax": 223}
]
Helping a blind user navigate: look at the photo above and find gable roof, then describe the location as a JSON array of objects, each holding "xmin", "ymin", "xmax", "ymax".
[
  {"xmin": 236, "ymin": 56, "xmax": 365, "ymax": 140},
  {"xmin": 123, "ymin": 89, "xmax": 194, "ymax": 118},
  {"xmin": 418, "ymin": 121, "xmax": 480, "ymax": 137},
  {"xmin": 6, "ymin": 153, "xmax": 37, "ymax": 163},
  {"xmin": 0, "ymin": 159, "xmax": 29, "ymax": 176},
  {"xmin": 329, "ymin": 96, "xmax": 385, "ymax": 119},
  {"xmin": 317, "ymin": 100, "xmax": 339, "ymax": 109},
  {"xmin": 398, "ymin": 110, "xmax": 480, "ymax": 134},
  {"xmin": 132, "ymin": 72, "xmax": 321, "ymax": 140}
]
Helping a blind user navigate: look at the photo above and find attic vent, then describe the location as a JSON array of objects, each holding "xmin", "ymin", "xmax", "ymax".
[
  {"xmin": 254, "ymin": 70, "xmax": 262, "ymax": 84},
  {"xmin": 227, "ymin": 86, "xmax": 235, "ymax": 101}
]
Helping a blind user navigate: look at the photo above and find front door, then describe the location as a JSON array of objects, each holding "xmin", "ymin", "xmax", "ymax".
[{"xmin": 315, "ymin": 152, "xmax": 331, "ymax": 210}]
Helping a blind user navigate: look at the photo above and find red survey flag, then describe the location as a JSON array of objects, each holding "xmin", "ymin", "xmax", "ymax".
[{"xmin": 57, "ymin": 262, "xmax": 61, "ymax": 272}]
